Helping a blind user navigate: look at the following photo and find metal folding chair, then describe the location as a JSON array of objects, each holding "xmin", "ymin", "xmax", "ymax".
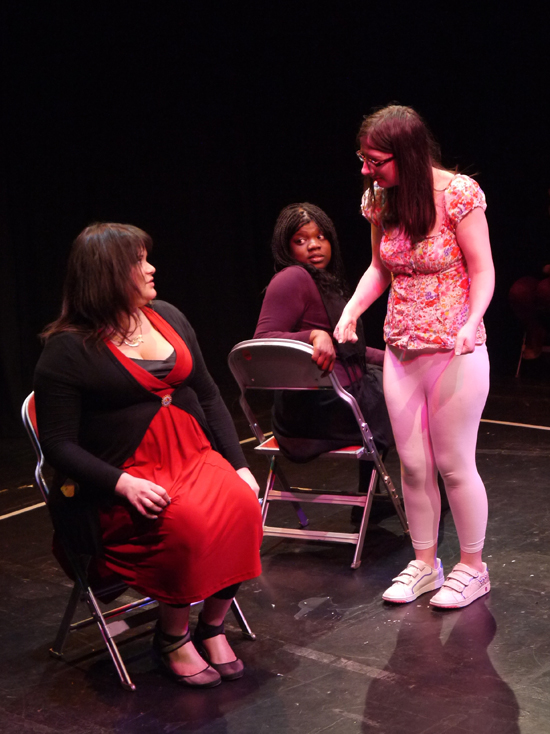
[
  {"xmin": 22, "ymin": 392, "xmax": 254, "ymax": 691},
  {"xmin": 228, "ymin": 338, "xmax": 408, "ymax": 569}
]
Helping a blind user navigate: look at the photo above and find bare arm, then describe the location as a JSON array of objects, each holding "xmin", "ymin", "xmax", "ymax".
[
  {"xmin": 454, "ymin": 207, "xmax": 495, "ymax": 355},
  {"xmin": 334, "ymin": 224, "xmax": 392, "ymax": 343}
]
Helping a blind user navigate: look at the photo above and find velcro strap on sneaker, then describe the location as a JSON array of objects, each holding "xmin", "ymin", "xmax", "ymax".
[
  {"xmin": 442, "ymin": 567, "xmax": 476, "ymax": 592},
  {"xmin": 392, "ymin": 561, "xmax": 424, "ymax": 584},
  {"xmin": 442, "ymin": 577, "xmax": 468, "ymax": 592}
]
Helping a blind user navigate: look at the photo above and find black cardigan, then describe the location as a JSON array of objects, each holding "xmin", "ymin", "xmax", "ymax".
[{"xmin": 34, "ymin": 301, "xmax": 247, "ymax": 503}]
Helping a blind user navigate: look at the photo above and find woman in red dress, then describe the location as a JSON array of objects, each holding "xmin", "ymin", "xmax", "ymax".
[{"xmin": 34, "ymin": 223, "xmax": 263, "ymax": 687}]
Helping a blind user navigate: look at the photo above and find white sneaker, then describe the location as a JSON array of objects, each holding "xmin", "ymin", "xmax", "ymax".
[
  {"xmin": 430, "ymin": 563, "xmax": 490, "ymax": 609},
  {"xmin": 382, "ymin": 559, "xmax": 444, "ymax": 603}
]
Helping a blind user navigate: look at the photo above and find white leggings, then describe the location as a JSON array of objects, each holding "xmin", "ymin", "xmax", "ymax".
[{"xmin": 383, "ymin": 344, "xmax": 490, "ymax": 554}]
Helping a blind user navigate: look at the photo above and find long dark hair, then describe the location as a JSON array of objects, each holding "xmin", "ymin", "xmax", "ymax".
[
  {"xmin": 41, "ymin": 222, "xmax": 153, "ymax": 345},
  {"xmin": 358, "ymin": 105, "xmax": 442, "ymax": 242},
  {"xmin": 271, "ymin": 203, "xmax": 348, "ymax": 297}
]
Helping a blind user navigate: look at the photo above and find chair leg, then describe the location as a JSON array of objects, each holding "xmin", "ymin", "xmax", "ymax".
[
  {"xmin": 273, "ymin": 460, "xmax": 309, "ymax": 528},
  {"xmin": 261, "ymin": 458, "xmax": 278, "ymax": 523},
  {"xmin": 50, "ymin": 582, "xmax": 82, "ymax": 658},
  {"xmin": 83, "ymin": 585, "xmax": 137, "ymax": 691},
  {"xmin": 515, "ymin": 332, "xmax": 526, "ymax": 378},
  {"xmin": 370, "ymin": 453, "xmax": 409, "ymax": 534},
  {"xmin": 291, "ymin": 502, "xmax": 309, "ymax": 528},
  {"xmin": 351, "ymin": 465, "xmax": 378, "ymax": 569},
  {"xmin": 264, "ymin": 457, "xmax": 309, "ymax": 528},
  {"xmin": 230, "ymin": 598, "xmax": 256, "ymax": 640}
]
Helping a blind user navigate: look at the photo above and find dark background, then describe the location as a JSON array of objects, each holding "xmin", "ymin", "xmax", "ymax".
[{"xmin": 2, "ymin": 3, "xmax": 549, "ymax": 435}]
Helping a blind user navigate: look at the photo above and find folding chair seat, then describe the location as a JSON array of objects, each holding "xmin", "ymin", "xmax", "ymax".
[
  {"xmin": 228, "ymin": 338, "xmax": 409, "ymax": 569},
  {"xmin": 21, "ymin": 392, "xmax": 254, "ymax": 691}
]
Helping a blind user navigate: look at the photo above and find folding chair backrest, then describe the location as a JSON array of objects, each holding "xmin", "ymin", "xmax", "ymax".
[
  {"xmin": 228, "ymin": 338, "xmax": 334, "ymax": 390},
  {"xmin": 229, "ymin": 338, "xmax": 369, "ymax": 446},
  {"xmin": 21, "ymin": 393, "xmax": 49, "ymax": 504}
]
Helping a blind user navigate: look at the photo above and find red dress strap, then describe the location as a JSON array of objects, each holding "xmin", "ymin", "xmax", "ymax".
[{"xmin": 104, "ymin": 308, "xmax": 193, "ymax": 396}]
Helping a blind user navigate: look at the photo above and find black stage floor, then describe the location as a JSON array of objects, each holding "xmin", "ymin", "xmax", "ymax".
[{"xmin": 1, "ymin": 374, "xmax": 550, "ymax": 733}]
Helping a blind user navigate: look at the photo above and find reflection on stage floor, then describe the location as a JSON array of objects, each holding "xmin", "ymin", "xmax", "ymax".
[{"xmin": 1, "ymin": 376, "xmax": 549, "ymax": 733}]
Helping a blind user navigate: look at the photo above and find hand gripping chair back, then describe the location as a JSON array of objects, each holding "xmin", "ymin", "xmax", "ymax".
[{"xmin": 228, "ymin": 339, "xmax": 408, "ymax": 569}]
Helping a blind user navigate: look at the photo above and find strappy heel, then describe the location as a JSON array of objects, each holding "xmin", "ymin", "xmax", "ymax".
[
  {"xmin": 152, "ymin": 623, "xmax": 221, "ymax": 687},
  {"xmin": 193, "ymin": 613, "xmax": 244, "ymax": 681}
]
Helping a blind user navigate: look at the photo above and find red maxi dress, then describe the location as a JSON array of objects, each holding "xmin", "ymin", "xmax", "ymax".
[{"xmin": 98, "ymin": 309, "xmax": 263, "ymax": 605}]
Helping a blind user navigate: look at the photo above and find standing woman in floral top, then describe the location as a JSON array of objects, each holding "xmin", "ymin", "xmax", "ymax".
[{"xmin": 335, "ymin": 105, "xmax": 495, "ymax": 609}]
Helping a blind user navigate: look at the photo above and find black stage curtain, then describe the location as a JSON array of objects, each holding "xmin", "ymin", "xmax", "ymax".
[{"xmin": 2, "ymin": 4, "xmax": 548, "ymax": 435}]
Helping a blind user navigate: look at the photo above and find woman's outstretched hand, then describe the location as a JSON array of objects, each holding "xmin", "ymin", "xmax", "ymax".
[
  {"xmin": 333, "ymin": 314, "xmax": 359, "ymax": 344},
  {"xmin": 115, "ymin": 473, "xmax": 171, "ymax": 519},
  {"xmin": 236, "ymin": 467, "xmax": 260, "ymax": 498},
  {"xmin": 310, "ymin": 330, "xmax": 336, "ymax": 373}
]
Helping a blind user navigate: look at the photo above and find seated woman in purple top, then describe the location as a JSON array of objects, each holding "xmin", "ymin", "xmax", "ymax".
[{"xmin": 254, "ymin": 203, "xmax": 393, "ymax": 462}]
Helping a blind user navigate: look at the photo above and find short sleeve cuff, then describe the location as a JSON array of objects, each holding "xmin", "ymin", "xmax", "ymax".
[{"xmin": 445, "ymin": 175, "xmax": 487, "ymax": 226}]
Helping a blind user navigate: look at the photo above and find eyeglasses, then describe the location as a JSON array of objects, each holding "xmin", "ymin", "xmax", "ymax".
[{"xmin": 356, "ymin": 151, "xmax": 395, "ymax": 168}]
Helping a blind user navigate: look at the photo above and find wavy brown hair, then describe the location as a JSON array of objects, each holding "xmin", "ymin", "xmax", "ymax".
[
  {"xmin": 358, "ymin": 105, "xmax": 443, "ymax": 242},
  {"xmin": 41, "ymin": 223, "xmax": 153, "ymax": 345}
]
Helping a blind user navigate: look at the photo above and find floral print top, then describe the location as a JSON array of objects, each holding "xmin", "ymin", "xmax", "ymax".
[{"xmin": 361, "ymin": 174, "xmax": 487, "ymax": 350}]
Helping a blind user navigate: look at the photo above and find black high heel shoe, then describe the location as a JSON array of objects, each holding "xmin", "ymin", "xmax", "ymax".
[
  {"xmin": 152, "ymin": 623, "xmax": 221, "ymax": 687},
  {"xmin": 193, "ymin": 613, "xmax": 244, "ymax": 681}
]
